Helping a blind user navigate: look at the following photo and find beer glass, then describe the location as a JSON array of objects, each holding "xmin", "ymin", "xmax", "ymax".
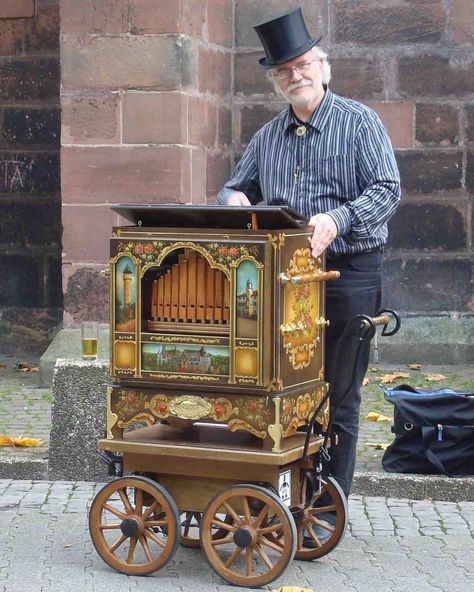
[{"xmin": 82, "ymin": 321, "xmax": 98, "ymax": 360}]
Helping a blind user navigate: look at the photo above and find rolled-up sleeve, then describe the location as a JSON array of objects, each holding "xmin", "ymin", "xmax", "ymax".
[
  {"xmin": 216, "ymin": 136, "xmax": 263, "ymax": 205},
  {"xmin": 326, "ymin": 110, "xmax": 401, "ymax": 241}
]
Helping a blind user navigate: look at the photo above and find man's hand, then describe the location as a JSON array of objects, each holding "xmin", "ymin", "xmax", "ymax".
[
  {"xmin": 226, "ymin": 191, "xmax": 251, "ymax": 206},
  {"xmin": 308, "ymin": 213, "xmax": 337, "ymax": 258}
]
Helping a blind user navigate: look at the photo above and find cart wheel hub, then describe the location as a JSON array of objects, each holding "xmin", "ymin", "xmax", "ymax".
[
  {"xmin": 233, "ymin": 527, "xmax": 254, "ymax": 548},
  {"xmin": 120, "ymin": 516, "xmax": 141, "ymax": 537}
]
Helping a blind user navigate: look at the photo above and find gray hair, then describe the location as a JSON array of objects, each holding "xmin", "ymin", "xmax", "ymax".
[{"xmin": 267, "ymin": 47, "xmax": 331, "ymax": 96}]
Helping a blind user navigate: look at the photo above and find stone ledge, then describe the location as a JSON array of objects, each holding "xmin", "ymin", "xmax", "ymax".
[
  {"xmin": 0, "ymin": 457, "xmax": 48, "ymax": 480},
  {"xmin": 352, "ymin": 470, "xmax": 474, "ymax": 502},
  {"xmin": 373, "ymin": 314, "xmax": 474, "ymax": 365}
]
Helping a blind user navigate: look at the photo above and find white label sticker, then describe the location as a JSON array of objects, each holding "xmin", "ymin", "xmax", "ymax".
[{"xmin": 278, "ymin": 470, "xmax": 291, "ymax": 507}]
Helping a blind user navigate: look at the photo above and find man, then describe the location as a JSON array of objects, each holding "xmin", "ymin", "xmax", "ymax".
[{"xmin": 217, "ymin": 8, "xmax": 401, "ymax": 507}]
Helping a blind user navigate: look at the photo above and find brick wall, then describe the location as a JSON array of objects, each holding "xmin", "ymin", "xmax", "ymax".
[
  {"xmin": 233, "ymin": 0, "xmax": 473, "ymax": 333},
  {"xmin": 60, "ymin": 0, "xmax": 232, "ymax": 324},
  {"xmin": 0, "ymin": 0, "xmax": 61, "ymax": 353}
]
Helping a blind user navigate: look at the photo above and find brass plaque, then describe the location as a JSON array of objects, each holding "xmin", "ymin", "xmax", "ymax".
[{"xmin": 169, "ymin": 395, "xmax": 211, "ymax": 420}]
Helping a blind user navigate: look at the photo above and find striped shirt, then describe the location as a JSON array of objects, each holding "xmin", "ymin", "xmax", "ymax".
[{"xmin": 217, "ymin": 89, "xmax": 401, "ymax": 256}]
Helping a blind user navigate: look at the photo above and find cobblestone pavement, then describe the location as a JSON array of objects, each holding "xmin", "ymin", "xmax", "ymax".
[
  {"xmin": 1, "ymin": 479, "xmax": 474, "ymax": 592},
  {"xmin": 0, "ymin": 353, "xmax": 50, "ymax": 464}
]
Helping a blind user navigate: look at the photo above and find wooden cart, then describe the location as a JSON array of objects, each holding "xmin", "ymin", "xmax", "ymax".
[{"xmin": 88, "ymin": 205, "xmax": 395, "ymax": 587}]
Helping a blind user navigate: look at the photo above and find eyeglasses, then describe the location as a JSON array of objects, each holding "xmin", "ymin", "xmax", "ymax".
[{"xmin": 273, "ymin": 58, "xmax": 316, "ymax": 81}]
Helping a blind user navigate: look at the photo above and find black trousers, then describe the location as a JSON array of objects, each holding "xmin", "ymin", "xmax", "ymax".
[{"xmin": 323, "ymin": 249, "xmax": 382, "ymax": 498}]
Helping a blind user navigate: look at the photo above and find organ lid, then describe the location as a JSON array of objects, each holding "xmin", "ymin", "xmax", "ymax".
[{"xmin": 112, "ymin": 204, "xmax": 308, "ymax": 230}]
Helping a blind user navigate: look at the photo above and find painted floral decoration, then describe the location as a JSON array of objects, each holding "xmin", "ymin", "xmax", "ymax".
[
  {"xmin": 115, "ymin": 390, "xmax": 148, "ymax": 421},
  {"xmin": 235, "ymin": 397, "xmax": 270, "ymax": 430}
]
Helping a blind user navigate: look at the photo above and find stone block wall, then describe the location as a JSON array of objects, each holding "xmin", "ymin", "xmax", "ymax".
[
  {"xmin": 60, "ymin": 0, "xmax": 233, "ymax": 325},
  {"xmin": 0, "ymin": 0, "xmax": 61, "ymax": 353},
  {"xmin": 0, "ymin": 0, "xmax": 465, "ymax": 359},
  {"xmin": 233, "ymin": 0, "xmax": 473, "ymax": 345}
]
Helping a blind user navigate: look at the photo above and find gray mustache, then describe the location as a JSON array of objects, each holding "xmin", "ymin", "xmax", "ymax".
[{"xmin": 287, "ymin": 80, "xmax": 312, "ymax": 92}]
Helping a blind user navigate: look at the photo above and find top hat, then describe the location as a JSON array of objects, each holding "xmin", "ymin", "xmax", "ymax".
[{"xmin": 254, "ymin": 7, "xmax": 322, "ymax": 69}]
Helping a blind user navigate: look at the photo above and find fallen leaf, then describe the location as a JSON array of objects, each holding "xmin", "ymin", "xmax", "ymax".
[
  {"xmin": 13, "ymin": 436, "xmax": 43, "ymax": 447},
  {"xmin": 366, "ymin": 412, "xmax": 391, "ymax": 423},
  {"xmin": 0, "ymin": 435, "xmax": 43, "ymax": 447},
  {"xmin": 30, "ymin": 367, "xmax": 39, "ymax": 372},
  {"xmin": 0, "ymin": 436, "xmax": 14, "ymax": 446},
  {"xmin": 379, "ymin": 372, "xmax": 410, "ymax": 384},
  {"xmin": 362, "ymin": 377, "xmax": 370, "ymax": 386},
  {"xmin": 368, "ymin": 367, "xmax": 379, "ymax": 372},
  {"xmin": 0, "ymin": 363, "xmax": 7, "ymax": 368},
  {"xmin": 367, "ymin": 442, "xmax": 389, "ymax": 450},
  {"xmin": 425, "ymin": 373, "xmax": 447, "ymax": 382},
  {"xmin": 272, "ymin": 588, "xmax": 314, "ymax": 592},
  {"xmin": 407, "ymin": 363, "xmax": 422, "ymax": 370},
  {"xmin": 64, "ymin": 544, "xmax": 72, "ymax": 548},
  {"xmin": 19, "ymin": 367, "xmax": 30, "ymax": 372}
]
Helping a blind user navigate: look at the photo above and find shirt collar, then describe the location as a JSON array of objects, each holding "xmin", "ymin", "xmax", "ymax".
[{"xmin": 284, "ymin": 87, "xmax": 334, "ymax": 135}]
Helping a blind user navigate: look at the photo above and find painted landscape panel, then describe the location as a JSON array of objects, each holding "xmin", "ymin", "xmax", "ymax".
[
  {"xmin": 142, "ymin": 343, "xmax": 230, "ymax": 377},
  {"xmin": 115, "ymin": 256, "xmax": 136, "ymax": 332},
  {"xmin": 236, "ymin": 260, "xmax": 258, "ymax": 338}
]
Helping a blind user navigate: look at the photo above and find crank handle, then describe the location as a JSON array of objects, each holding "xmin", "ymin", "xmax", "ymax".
[{"xmin": 279, "ymin": 270, "xmax": 340, "ymax": 285}]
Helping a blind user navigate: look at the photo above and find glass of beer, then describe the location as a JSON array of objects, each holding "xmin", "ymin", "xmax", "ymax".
[{"xmin": 82, "ymin": 321, "xmax": 98, "ymax": 360}]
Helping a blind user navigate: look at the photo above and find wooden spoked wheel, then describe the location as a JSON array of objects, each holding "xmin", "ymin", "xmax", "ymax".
[
  {"xmin": 294, "ymin": 475, "xmax": 348, "ymax": 560},
  {"xmin": 89, "ymin": 475, "xmax": 180, "ymax": 575},
  {"xmin": 200, "ymin": 484, "xmax": 296, "ymax": 588},
  {"xmin": 180, "ymin": 512, "xmax": 202, "ymax": 548},
  {"xmin": 180, "ymin": 512, "xmax": 234, "ymax": 548}
]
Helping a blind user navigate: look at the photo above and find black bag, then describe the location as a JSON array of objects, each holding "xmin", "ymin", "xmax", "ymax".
[{"xmin": 382, "ymin": 384, "xmax": 474, "ymax": 477}]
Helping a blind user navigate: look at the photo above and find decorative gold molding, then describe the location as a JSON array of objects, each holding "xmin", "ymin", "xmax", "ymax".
[
  {"xmin": 146, "ymin": 372, "xmax": 220, "ymax": 382},
  {"xmin": 106, "ymin": 386, "xmax": 119, "ymax": 440},
  {"xmin": 146, "ymin": 394, "xmax": 169, "ymax": 418},
  {"xmin": 228, "ymin": 419, "xmax": 266, "ymax": 440},
  {"xmin": 268, "ymin": 397, "xmax": 283, "ymax": 452},
  {"xmin": 237, "ymin": 340, "xmax": 257, "ymax": 347},
  {"xmin": 266, "ymin": 234, "xmax": 278, "ymax": 251},
  {"xmin": 209, "ymin": 398, "xmax": 238, "ymax": 421},
  {"xmin": 288, "ymin": 248, "xmax": 318, "ymax": 273},
  {"xmin": 283, "ymin": 418, "xmax": 300, "ymax": 437},
  {"xmin": 232, "ymin": 254, "xmax": 263, "ymax": 270},
  {"xmin": 110, "ymin": 252, "xmax": 140, "ymax": 266},
  {"xmin": 118, "ymin": 412, "xmax": 156, "ymax": 428},
  {"xmin": 268, "ymin": 377, "xmax": 284, "ymax": 392},
  {"xmin": 149, "ymin": 335, "xmax": 221, "ymax": 345},
  {"xmin": 125, "ymin": 241, "xmax": 258, "ymax": 278}
]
